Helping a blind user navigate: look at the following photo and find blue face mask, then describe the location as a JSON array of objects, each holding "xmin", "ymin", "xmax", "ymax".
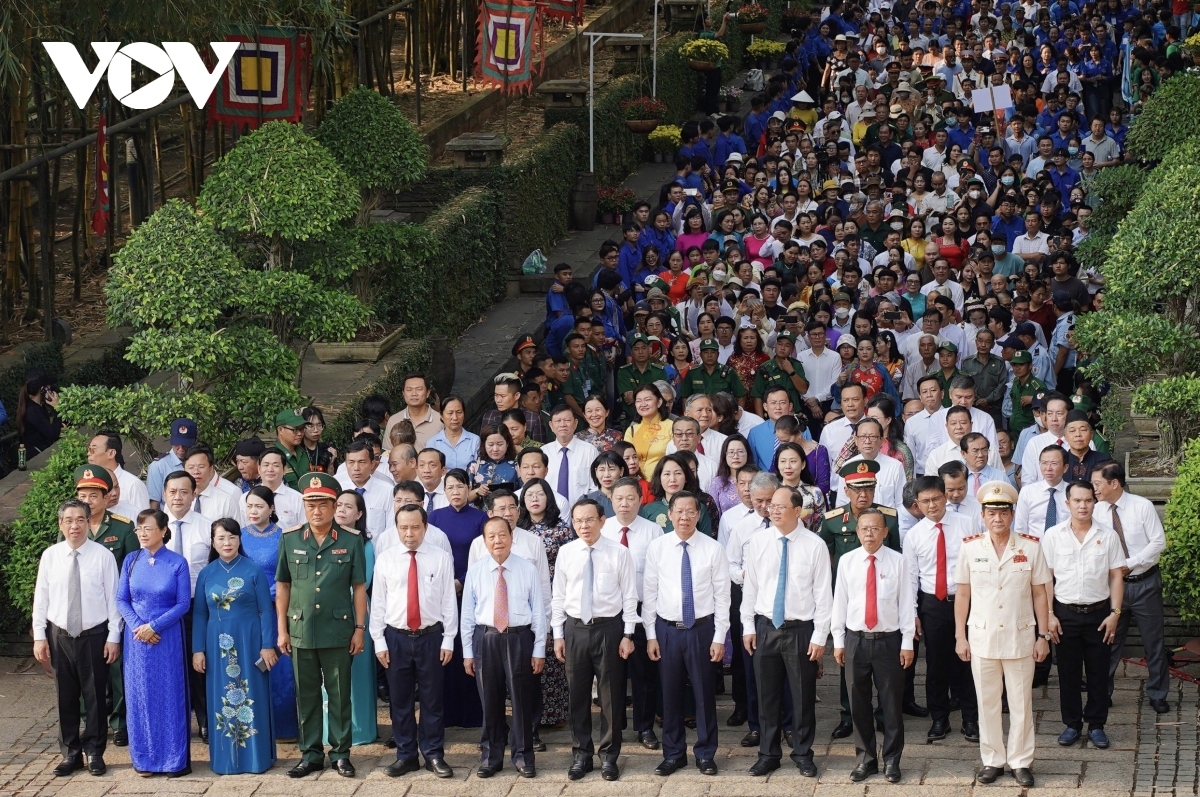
[{"xmin": 1068, "ymin": 146, "xmax": 1079, "ymax": 155}]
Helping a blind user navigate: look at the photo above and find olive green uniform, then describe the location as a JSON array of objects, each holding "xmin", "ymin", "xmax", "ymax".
[
  {"xmin": 935, "ymin": 369, "xmax": 962, "ymax": 406},
  {"xmin": 276, "ymin": 522, "xmax": 366, "ymax": 763},
  {"xmin": 616, "ymin": 361, "xmax": 668, "ymax": 420},
  {"xmin": 751, "ymin": 357, "xmax": 809, "ymax": 409},
  {"xmin": 275, "ymin": 444, "xmax": 310, "ymax": 490},
  {"xmin": 1007, "ymin": 374, "xmax": 1046, "ymax": 437},
  {"xmin": 678, "ymin": 363, "xmax": 747, "ymax": 401},
  {"xmin": 818, "ymin": 504, "xmax": 901, "ymax": 724},
  {"xmin": 83, "ymin": 512, "xmax": 137, "ymax": 733}
]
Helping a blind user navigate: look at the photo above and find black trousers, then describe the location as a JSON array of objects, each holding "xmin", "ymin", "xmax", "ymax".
[
  {"xmin": 1055, "ymin": 600, "xmax": 1112, "ymax": 730},
  {"xmin": 730, "ymin": 585, "xmax": 746, "ymax": 711},
  {"xmin": 753, "ymin": 615, "xmax": 817, "ymax": 763},
  {"xmin": 905, "ymin": 637, "xmax": 920, "ymax": 705},
  {"xmin": 384, "ymin": 625, "xmax": 445, "ymax": 763},
  {"xmin": 564, "ymin": 615, "xmax": 624, "ymax": 761},
  {"xmin": 182, "ymin": 601, "xmax": 206, "ymax": 733},
  {"xmin": 49, "ymin": 622, "xmax": 110, "ymax": 759},
  {"xmin": 474, "ymin": 625, "xmax": 536, "ymax": 770},
  {"xmin": 623, "ymin": 614, "xmax": 657, "ymax": 734},
  {"xmin": 919, "ymin": 592, "xmax": 977, "ymax": 723},
  {"xmin": 1109, "ymin": 570, "xmax": 1170, "ymax": 701},
  {"xmin": 845, "ymin": 630, "xmax": 905, "ymax": 767},
  {"xmin": 657, "ymin": 616, "xmax": 718, "ymax": 761}
]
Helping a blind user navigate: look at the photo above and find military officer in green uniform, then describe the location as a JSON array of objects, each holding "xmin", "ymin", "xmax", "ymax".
[
  {"xmin": 750, "ymin": 330, "xmax": 810, "ymax": 416},
  {"xmin": 678, "ymin": 338, "xmax": 747, "ymax": 402},
  {"xmin": 819, "ymin": 460, "xmax": 901, "ymax": 739},
  {"xmin": 933, "ymin": 341, "xmax": 962, "ymax": 407},
  {"xmin": 69, "ymin": 465, "xmax": 138, "ymax": 745},
  {"xmin": 273, "ymin": 408, "xmax": 310, "ymax": 490},
  {"xmin": 1007, "ymin": 351, "xmax": 1046, "ymax": 437},
  {"xmin": 276, "ymin": 472, "xmax": 367, "ymax": 778},
  {"xmin": 616, "ymin": 333, "xmax": 668, "ymax": 422}
]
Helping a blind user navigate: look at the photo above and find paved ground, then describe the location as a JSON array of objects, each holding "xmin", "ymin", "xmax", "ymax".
[{"xmin": 1, "ymin": 653, "xmax": 1191, "ymax": 797}]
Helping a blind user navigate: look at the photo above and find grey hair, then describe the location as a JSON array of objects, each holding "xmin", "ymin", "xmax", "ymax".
[
  {"xmin": 749, "ymin": 472, "xmax": 782, "ymax": 493},
  {"xmin": 653, "ymin": 380, "xmax": 675, "ymax": 401},
  {"xmin": 58, "ymin": 499, "xmax": 91, "ymax": 522},
  {"xmin": 673, "ymin": 417, "xmax": 701, "ymax": 433},
  {"xmin": 684, "ymin": 393, "xmax": 713, "ymax": 411}
]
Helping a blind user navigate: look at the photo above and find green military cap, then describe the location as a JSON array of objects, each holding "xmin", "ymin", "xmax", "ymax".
[
  {"xmin": 1070, "ymin": 394, "xmax": 1094, "ymax": 412},
  {"xmin": 299, "ymin": 472, "xmax": 340, "ymax": 501},
  {"xmin": 699, "ymin": 338, "xmax": 720, "ymax": 351},
  {"xmin": 977, "ymin": 479, "xmax": 1018, "ymax": 508},
  {"xmin": 645, "ymin": 276, "xmax": 669, "ymax": 294},
  {"xmin": 74, "ymin": 465, "xmax": 113, "ymax": 492},
  {"xmin": 275, "ymin": 407, "xmax": 306, "ymax": 428},
  {"xmin": 937, "ymin": 340, "xmax": 958, "ymax": 354},
  {"xmin": 777, "ymin": 329, "xmax": 797, "ymax": 343},
  {"xmin": 1010, "ymin": 350, "xmax": 1032, "ymax": 365},
  {"xmin": 833, "ymin": 291, "xmax": 852, "ymax": 305},
  {"xmin": 839, "ymin": 458, "xmax": 880, "ymax": 488},
  {"xmin": 629, "ymin": 332, "xmax": 651, "ymax": 347}
]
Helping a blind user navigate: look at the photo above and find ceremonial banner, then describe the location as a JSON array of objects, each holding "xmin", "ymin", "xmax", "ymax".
[
  {"xmin": 477, "ymin": 0, "xmax": 542, "ymax": 94},
  {"xmin": 91, "ymin": 102, "xmax": 109, "ymax": 238},
  {"xmin": 209, "ymin": 26, "xmax": 310, "ymax": 128},
  {"xmin": 539, "ymin": 0, "xmax": 583, "ymax": 22}
]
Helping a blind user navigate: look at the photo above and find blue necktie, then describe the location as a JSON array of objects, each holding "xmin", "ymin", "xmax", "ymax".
[
  {"xmin": 426, "ymin": 492, "xmax": 435, "ymax": 512},
  {"xmin": 355, "ymin": 487, "xmax": 365, "ymax": 496},
  {"xmin": 680, "ymin": 540, "xmax": 695, "ymax": 628},
  {"xmin": 1045, "ymin": 486, "xmax": 1058, "ymax": 529},
  {"xmin": 773, "ymin": 536, "xmax": 789, "ymax": 628},
  {"xmin": 558, "ymin": 446, "xmax": 571, "ymax": 500},
  {"xmin": 581, "ymin": 546, "xmax": 594, "ymax": 623}
]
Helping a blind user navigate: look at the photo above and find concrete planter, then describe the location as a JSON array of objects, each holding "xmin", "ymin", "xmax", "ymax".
[
  {"xmin": 312, "ymin": 327, "xmax": 406, "ymax": 363},
  {"xmin": 1125, "ymin": 476, "xmax": 1175, "ymax": 503}
]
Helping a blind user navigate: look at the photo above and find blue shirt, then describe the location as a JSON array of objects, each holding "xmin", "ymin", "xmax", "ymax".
[
  {"xmin": 618, "ymin": 241, "xmax": 641, "ymax": 287},
  {"xmin": 1051, "ymin": 312, "xmax": 1077, "ymax": 370},
  {"xmin": 640, "ymin": 226, "xmax": 676, "ymax": 256},
  {"xmin": 460, "ymin": 554, "xmax": 547, "ymax": 657},
  {"xmin": 694, "ymin": 137, "xmax": 715, "ymax": 171},
  {"xmin": 947, "ymin": 124, "xmax": 976, "ymax": 152},
  {"xmin": 746, "ymin": 421, "xmax": 780, "ymax": 471},
  {"xmin": 545, "ymin": 314, "xmax": 577, "ymax": 358},
  {"xmin": 745, "ymin": 112, "xmax": 769, "ymax": 148},
  {"xmin": 146, "ymin": 449, "xmax": 183, "ymax": 503},
  {"xmin": 428, "ymin": 430, "xmax": 481, "ymax": 472},
  {"xmin": 991, "ymin": 214, "xmax": 1027, "ymax": 250},
  {"xmin": 713, "ymin": 133, "xmax": 746, "ymax": 168},
  {"xmin": 1048, "ymin": 166, "xmax": 1081, "ymax": 209},
  {"xmin": 545, "ymin": 286, "xmax": 570, "ymax": 329}
]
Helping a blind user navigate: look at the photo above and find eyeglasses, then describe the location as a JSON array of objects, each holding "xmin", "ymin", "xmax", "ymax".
[
  {"xmin": 856, "ymin": 434, "xmax": 881, "ymax": 442},
  {"xmin": 673, "ymin": 510, "xmax": 700, "ymax": 519}
]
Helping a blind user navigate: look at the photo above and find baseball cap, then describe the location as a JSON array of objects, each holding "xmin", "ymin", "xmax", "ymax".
[{"xmin": 170, "ymin": 418, "xmax": 198, "ymax": 447}]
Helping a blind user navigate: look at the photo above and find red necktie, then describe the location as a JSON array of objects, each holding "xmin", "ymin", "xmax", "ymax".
[
  {"xmin": 620, "ymin": 526, "xmax": 629, "ymax": 547},
  {"xmin": 697, "ymin": 440, "xmax": 705, "ymax": 455},
  {"xmin": 407, "ymin": 550, "xmax": 421, "ymax": 631},
  {"xmin": 1055, "ymin": 438, "xmax": 1063, "ymax": 447},
  {"xmin": 935, "ymin": 522, "xmax": 947, "ymax": 600},
  {"xmin": 865, "ymin": 554, "xmax": 878, "ymax": 630}
]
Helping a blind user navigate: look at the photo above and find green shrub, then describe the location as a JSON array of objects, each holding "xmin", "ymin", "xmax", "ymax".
[
  {"xmin": 1162, "ymin": 437, "xmax": 1200, "ymax": 622},
  {"xmin": 316, "ymin": 86, "xmax": 428, "ymax": 200},
  {"xmin": 1086, "ymin": 163, "xmax": 1149, "ymax": 239},
  {"xmin": 1131, "ymin": 375, "xmax": 1200, "ymax": 463},
  {"xmin": 1125, "ymin": 73, "xmax": 1200, "ymax": 161}
]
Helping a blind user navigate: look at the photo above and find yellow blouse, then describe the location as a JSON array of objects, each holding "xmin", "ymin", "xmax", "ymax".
[
  {"xmin": 902, "ymin": 236, "xmax": 928, "ymax": 269},
  {"xmin": 624, "ymin": 417, "xmax": 674, "ymax": 480}
]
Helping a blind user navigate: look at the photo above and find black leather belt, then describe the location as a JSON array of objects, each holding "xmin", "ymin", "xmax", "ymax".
[
  {"xmin": 1125, "ymin": 564, "xmax": 1159, "ymax": 583},
  {"xmin": 388, "ymin": 622, "xmax": 444, "ymax": 637},
  {"xmin": 661, "ymin": 614, "xmax": 713, "ymax": 629},
  {"xmin": 1055, "ymin": 599, "xmax": 1109, "ymax": 614},
  {"xmin": 571, "ymin": 615, "xmax": 620, "ymax": 626},
  {"xmin": 480, "ymin": 624, "xmax": 531, "ymax": 635},
  {"xmin": 919, "ymin": 591, "xmax": 954, "ymax": 603},
  {"xmin": 848, "ymin": 629, "xmax": 901, "ymax": 640},
  {"xmin": 758, "ymin": 615, "xmax": 810, "ymax": 629},
  {"xmin": 49, "ymin": 621, "xmax": 109, "ymax": 640}
]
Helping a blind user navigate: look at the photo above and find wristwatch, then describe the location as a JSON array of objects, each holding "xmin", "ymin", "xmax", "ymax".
[
  {"xmin": 1039, "ymin": 632, "xmax": 1052, "ymax": 641},
  {"xmin": 354, "ymin": 624, "xmax": 366, "ymax": 630},
  {"xmin": 623, "ymin": 633, "xmax": 635, "ymax": 641},
  {"xmin": 1111, "ymin": 608, "xmax": 1122, "ymax": 616}
]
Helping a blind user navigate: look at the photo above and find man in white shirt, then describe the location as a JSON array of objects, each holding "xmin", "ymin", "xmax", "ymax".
[
  {"xmin": 925, "ymin": 406, "xmax": 974, "ymax": 475},
  {"xmin": 417, "ymin": 449, "xmax": 451, "ymax": 513},
  {"xmin": 380, "ymin": 482, "xmax": 452, "ymax": 557},
  {"xmin": 87, "ymin": 432, "xmax": 149, "ymax": 512},
  {"xmin": 1091, "ymin": 461, "xmax": 1171, "ymax": 714},
  {"xmin": 959, "ymin": 433, "xmax": 1009, "ymax": 494},
  {"xmin": 461, "ymin": 517, "xmax": 546, "ymax": 778},
  {"xmin": 741, "ymin": 487, "xmax": 832, "ymax": 778},
  {"xmin": 32, "ymin": 499, "xmax": 122, "ymax": 777},
  {"xmin": 1014, "ymin": 445, "xmax": 1069, "ymax": 539},
  {"xmin": 516, "ymin": 449, "xmax": 569, "ymax": 515},
  {"xmin": 938, "ymin": 462, "xmax": 985, "ymax": 532},
  {"xmin": 336, "ymin": 440, "xmax": 394, "ymax": 541},
  {"xmin": 820, "ymin": 382, "xmax": 869, "ymax": 469},
  {"xmin": 927, "ymin": 378, "xmax": 1004, "ymax": 470},
  {"xmin": 905, "ymin": 375, "xmax": 944, "ymax": 473},
  {"xmin": 543, "ymin": 406, "xmax": 600, "ymax": 507},
  {"xmin": 184, "ymin": 444, "xmax": 243, "ymax": 525},
  {"xmin": 1012, "ymin": 211, "xmax": 1050, "ymax": 268},
  {"xmin": 601, "ymin": 479, "xmax": 664, "ymax": 751},
  {"xmin": 642, "ymin": 492, "xmax": 730, "ymax": 777},
  {"xmin": 903, "ymin": 475, "xmax": 980, "ymax": 745},
  {"xmin": 1020, "ymin": 392, "xmax": 1085, "ymax": 480},
  {"xmin": 388, "ymin": 444, "xmax": 419, "ymax": 485},
  {"xmin": 681, "ymin": 394, "xmax": 728, "ymax": 457},
  {"xmin": 798, "ymin": 322, "xmax": 843, "ymax": 412},
  {"xmin": 552, "ymin": 499, "xmax": 639, "ymax": 781},
  {"xmin": 921, "ymin": 128, "xmax": 951, "ymax": 170},
  {"xmin": 666, "ymin": 418, "xmax": 716, "ymax": 491},
  {"xmin": 921, "ymin": 258, "xmax": 966, "ymax": 314},
  {"xmin": 370, "ymin": 505, "xmax": 457, "ymax": 779},
  {"xmin": 832, "ymin": 509, "xmax": 915, "ymax": 784},
  {"xmin": 1041, "ymin": 482, "xmax": 1124, "ymax": 749},
  {"xmin": 246, "ymin": 449, "xmax": 306, "ymax": 529},
  {"xmin": 833, "ymin": 418, "xmax": 906, "ymax": 508}
]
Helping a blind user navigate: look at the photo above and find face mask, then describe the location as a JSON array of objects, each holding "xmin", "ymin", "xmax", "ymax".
[
  {"xmin": 712, "ymin": 269, "xmax": 727, "ymax": 281},
  {"xmin": 969, "ymin": 190, "xmax": 982, "ymax": 199},
  {"xmin": 992, "ymin": 243, "xmax": 1007, "ymax": 255},
  {"xmin": 890, "ymin": 221, "xmax": 905, "ymax": 231},
  {"xmin": 1068, "ymin": 146, "xmax": 1079, "ymax": 155},
  {"xmin": 1024, "ymin": 24, "xmax": 1034, "ymax": 31},
  {"xmin": 848, "ymin": 202, "xmax": 861, "ymax": 213},
  {"xmin": 1001, "ymin": 175, "xmax": 1015, "ymax": 186},
  {"xmin": 835, "ymin": 306, "xmax": 851, "ymax": 319},
  {"xmin": 842, "ymin": 94, "xmax": 852, "ymax": 103}
]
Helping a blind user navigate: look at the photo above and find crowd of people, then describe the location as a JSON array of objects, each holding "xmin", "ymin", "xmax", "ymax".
[{"xmin": 26, "ymin": 0, "xmax": 1187, "ymax": 786}]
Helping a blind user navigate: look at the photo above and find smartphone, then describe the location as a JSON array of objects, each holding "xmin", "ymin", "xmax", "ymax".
[
  {"xmin": 684, "ymin": 188, "xmax": 700, "ymax": 197},
  {"xmin": 781, "ymin": 314, "xmax": 799, "ymax": 324},
  {"xmin": 255, "ymin": 657, "xmax": 269, "ymax": 673},
  {"xmin": 884, "ymin": 311, "xmax": 901, "ymax": 321}
]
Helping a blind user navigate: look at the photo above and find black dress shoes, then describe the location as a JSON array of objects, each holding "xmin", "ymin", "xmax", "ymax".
[
  {"xmin": 567, "ymin": 757, "xmax": 593, "ymax": 780},
  {"xmin": 425, "ymin": 758, "xmax": 453, "ymax": 778},
  {"xmin": 288, "ymin": 760, "xmax": 323, "ymax": 778},
  {"xmin": 532, "ymin": 729, "xmax": 546, "ymax": 752},
  {"xmin": 639, "ymin": 729, "xmax": 660, "ymax": 749},
  {"xmin": 112, "ymin": 729, "xmax": 128, "ymax": 747},
  {"xmin": 655, "ymin": 758, "xmax": 687, "ymax": 776},
  {"xmin": 333, "ymin": 759, "xmax": 355, "ymax": 777},
  {"xmin": 1151, "ymin": 698, "xmax": 1171, "ymax": 714},
  {"xmin": 1013, "ymin": 767, "xmax": 1035, "ymax": 787},
  {"xmin": 850, "ymin": 761, "xmax": 879, "ymax": 782},
  {"xmin": 516, "ymin": 765, "xmax": 536, "ymax": 778},
  {"xmin": 796, "ymin": 758, "xmax": 818, "ymax": 777},
  {"xmin": 741, "ymin": 730, "xmax": 760, "ymax": 747},
  {"xmin": 902, "ymin": 700, "xmax": 929, "ymax": 717},
  {"xmin": 600, "ymin": 761, "xmax": 620, "ymax": 781},
  {"xmin": 977, "ymin": 765, "xmax": 1003, "ymax": 783},
  {"xmin": 198, "ymin": 726, "xmax": 209, "ymax": 743},
  {"xmin": 476, "ymin": 764, "xmax": 501, "ymax": 778},
  {"xmin": 167, "ymin": 766, "xmax": 191, "ymax": 779},
  {"xmin": 385, "ymin": 758, "xmax": 420, "ymax": 777},
  {"xmin": 53, "ymin": 757, "xmax": 83, "ymax": 777},
  {"xmin": 385, "ymin": 736, "xmax": 397, "ymax": 749},
  {"xmin": 88, "ymin": 756, "xmax": 106, "ymax": 776},
  {"xmin": 782, "ymin": 730, "xmax": 793, "ymax": 747},
  {"xmin": 748, "ymin": 757, "xmax": 780, "ymax": 777},
  {"xmin": 962, "ymin": 720, "xmax": 981, "ymax": 742},
  {"xmin": 884, "ymin": 760, "xmax": 902, "ymax": 782},
  {"xmin": 927, "ymin": 718, "xmax": 950, "ymax": 742},
  {"xmin": 727, "ymin": 707, "xmax": 747, "ymax": 726},
  {"xmin": 696, "ymin": 759, "xmax": 718, "ymax": 776},
  {"xmin": 831, "ymin": 720, "xmax": 854, "ymax": 739}
]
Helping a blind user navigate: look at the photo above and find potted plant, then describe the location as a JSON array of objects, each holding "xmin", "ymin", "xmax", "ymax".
[
  {"xmin": 719, "ymin": 85, "xmax": 742, "ymax": 113},
  {"xmin": 648, "ymin": 124, "xmax": 681, "ymax": 163},
  {"xmin": 781, "ymin": 5, "xmax": 809, "ymax": 34},
  {"xmin": 620, "ymin": 96, "xmax": 669, "ymax": 133},
  {"xmin": 736, "ymin": 3, "xmax": 769, "ymax": 33},
  {"xmin": 597, "ymin": 186, "xmax": 637, "ymax": 225},
  {"xmin": 746, "ymin": 38, "xmax": 786, "ymax": 68},
  {"xmin": 679, "ymin": 38, "xmax": 729, "ymax": 71}
]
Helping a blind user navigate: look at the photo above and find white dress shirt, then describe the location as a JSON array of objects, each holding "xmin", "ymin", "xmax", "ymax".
[
  {"xmin": 736, "ymin": 409, "xmax": 765, "ymax": 436},
  {"xmin": 420, "ymin": 483, "xmax": 451, "ymax": 513},
  {"xmin": 945, "ymin": 496, "xmax": 983, "ymax": 531},
  {"xmin": 369, "ymin": 541, "xmax": 458, "ymax": 651},
  {"xmin": 921, "ymin": 278, "xmax": 965, "ymax": 312},
  {"xmin": 717, "ymin": 503, "xmax": 755, "ymax": 548},
  {"xmin": 1097, "ymin": 491, "xmax": 1165, "ymax": 575},
  {"xmin": 468, "ymin": 527, "xmax": 553, "ymax": 624},
  {"xmin": 903, "ymin": 512, "xmax": 978, "ymax": 598},
  {"xmin": 375, "ymin": 522, "xmax": 452, "ymax": 558},
  {"xmin": 904, "ymin": 408, "xmax": 940, "ymax": 474},
  {"xmin": 1020, "ymin": 430, "xmax": 1095, "ymax": 484},
  {"xmin": 833, "ymin": 453, "xmax": 906, "ymax": 508},
  {"xmin": 1014, "ymin": 479, "xmax": 1069, "ymax": 539},
  {"xmin": 551, "ymin": 536, "xmax": 640, "ymax": 637},
  {"xmin": 924, "ymin": 439, "xmax": 966, "ymax": 476},
  {"xmin": 832, "ymin": 545, "xmax": 916, "ymax": 650},
  {"xmin": 164, "ymin": 509, "xmax": 215, "ymax": 594},
  {"xmin": 336, "ymin": 472, "xmax": 394, "ymax": 541},
  {"xmin": 242, "ymin": 482, "xmax": 305, "ymax": 530},
  {"xmin": 115, "ymin": 466, "xmax": 150, "ymax": 512},
  {"xmin": 194, "ymin": 476, "xmax": 244, "ymax": 526},
  {"xmin": 663, "ymin": 445, "xmax": 718, "ymax": 492},
  {"xmin": 32, "ymin": 539, "xmax": 123, "ymax": 643},
  {"xmin": 740, "ymin": 526, "xmax": 833, "ymax": 647},
  {"xmin": 542, "ymin": 437, "xmax": 600, "ymax": 505},
  {"xmin": 1013, "ymin": 230, "xmax": 1050, "ymax": 260},
  {"xmin": 898, "ymin": 507, "xmax": 921, "ymax": 543},
  {"xmin": 798, "ymin": 346, "xmax": 844, "ymax": 401},
  {"xmin": 819, "ymin": 415, "xmax": 856, "ymax": 463},
  {"xmin": 699, "ymin": 428, "xmax": 729, "ymax": 459},
  {"xmin": 600, "ymin": 515, "xmax": 663, "ymax": 602},
  {"xmin": 641, "ymin": 531, "xmax": 731, "ymax": 643},
  {"xmin": 1041, "ymin": 520, "xmax": 1125, "ymax": 605},
  {"xmin": 726, "ymin": 512, "xmax": 773, "ymax": 585},
  {"xmin": 333, "ymin": 461, "xmax": 394, "ymax": 488},
  {"xmin": 928, "ymin": 406, "xmax": 1003, "ymax": 469},
  {"xmin": 460, "ymin": 554, "xmax": 547, "ymax": 658}
]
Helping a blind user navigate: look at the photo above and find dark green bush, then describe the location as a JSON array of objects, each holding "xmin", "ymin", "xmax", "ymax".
[
  {"xmin": 1125, "ymin": 73, "xmax": 1200, "ymax": 161},
  {"xmin": 1163, "ymin": 437, "xmax": 1200, "ymax": 621}
]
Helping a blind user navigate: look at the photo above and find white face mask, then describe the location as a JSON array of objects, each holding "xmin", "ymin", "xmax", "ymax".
[
  {"xmin": 834, "ymin": 306, "xmax": 851, "ymax": 319},
  {"xmin": 712, "ymin": 269, "xmax": 727, "ymax": 281},
  {"xmin": 890, "ymin": 222, "xmax": 905, "ymax": 231}
]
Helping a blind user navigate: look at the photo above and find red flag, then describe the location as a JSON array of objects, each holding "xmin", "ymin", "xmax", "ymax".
[{"xmin": 91, "ymin": 106, "xmax": 109, "ymax": 238}]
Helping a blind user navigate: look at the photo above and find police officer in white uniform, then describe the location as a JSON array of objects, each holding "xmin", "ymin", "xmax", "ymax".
[{"xmin": 954, "ymin": 480, "xmax": 1052, "ymax": 788}]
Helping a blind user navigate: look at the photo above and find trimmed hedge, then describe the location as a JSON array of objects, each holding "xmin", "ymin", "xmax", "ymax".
[
  {"xmin": 324, "ymin": 341, "xmax": 433, "ymax": 453},
  {"xmin": 1163, "ymin": 437, "xmax": 1200, "ymax": 623}
]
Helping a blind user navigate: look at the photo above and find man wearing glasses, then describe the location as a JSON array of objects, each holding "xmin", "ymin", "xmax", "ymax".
[{"xmin": 832, "ymin": 418, "xmax": 906, "ymax": 509}]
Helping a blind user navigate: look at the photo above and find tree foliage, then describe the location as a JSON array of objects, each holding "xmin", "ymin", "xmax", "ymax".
[
  {"xmin": 316, "ymin": 86, "xmax": 428, "ymax": 197},
  {"xmin": 1125, "ymin": 73, "xmax": 1200, "ymax": 161},
  {"xmin": 1163, "ymin": 437, "xmax": 1200, "ymax": 621}
]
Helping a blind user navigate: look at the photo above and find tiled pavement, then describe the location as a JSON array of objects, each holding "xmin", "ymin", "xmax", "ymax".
[{"xmin": 2, "ymin": 654, "xmax": 1192, "ymax": 797}]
